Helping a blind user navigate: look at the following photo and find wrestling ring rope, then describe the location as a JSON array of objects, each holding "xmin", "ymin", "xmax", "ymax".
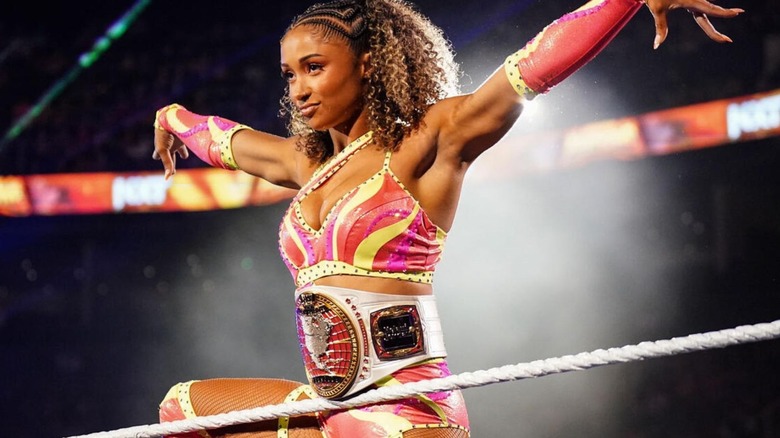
[{"xmin": 67, "ymin": 319, "xmax": 780, "ymax": 438}]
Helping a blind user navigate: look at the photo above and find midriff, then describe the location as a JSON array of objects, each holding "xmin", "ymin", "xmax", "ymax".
[{"xmin": 313, "ymin": 275, "xmax": 433, "ymax": 296}]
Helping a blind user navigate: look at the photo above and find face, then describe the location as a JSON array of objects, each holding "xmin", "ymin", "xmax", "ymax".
[{"xmin": 280, "ymin": 25, "xmax": 368, "ymax": 133}]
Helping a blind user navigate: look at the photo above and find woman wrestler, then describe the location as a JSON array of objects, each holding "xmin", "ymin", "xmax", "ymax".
[{"xmin": 151, "ymin": 0, "xmax": 743, "ymax": 436}]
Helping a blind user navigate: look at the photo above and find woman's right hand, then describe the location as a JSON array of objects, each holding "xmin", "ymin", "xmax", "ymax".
[
  {"xmin": 152, "ymin": 127, "xmax": 189, "ymax": 180},
  {"xmin": 152, "ymin": 105, "xmax": 191, "ymax": 179}
]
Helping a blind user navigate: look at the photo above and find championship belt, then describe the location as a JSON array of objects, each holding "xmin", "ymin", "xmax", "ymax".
[{"xmin": 294, "ymin": 285, "xmax": 447, "ymax": 399}]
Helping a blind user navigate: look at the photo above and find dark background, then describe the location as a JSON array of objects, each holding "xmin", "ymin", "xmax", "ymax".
[{"xmin": 1, "ymin": 1, "xmax": 779, "ymax": 437}]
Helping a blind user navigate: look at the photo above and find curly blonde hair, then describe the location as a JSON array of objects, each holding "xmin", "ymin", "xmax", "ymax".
[{"xmin": 280, "ymin": 0, "xmax": 460, "ymax": 162}]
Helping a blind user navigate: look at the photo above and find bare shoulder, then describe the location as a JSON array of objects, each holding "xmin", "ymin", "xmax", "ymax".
[
  {"xmin": 390, "ymin": 99, "xmax": 470, "ymax": 180},
  {"xmin": 423, "ymin": 95, "xmax": 469, "ymax": 135},
  {"xmin": 416, "ymin": 95, "xmax": 474, "ymax": 162},
  {"xmin": 413, "ymin": 66, "xmax": 527, "ymax": 164}
]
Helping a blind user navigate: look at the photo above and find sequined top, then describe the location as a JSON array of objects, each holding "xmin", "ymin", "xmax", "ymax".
[{"xmin": 278, "ymin": 132, "xmax": 447, "ymax": 287}]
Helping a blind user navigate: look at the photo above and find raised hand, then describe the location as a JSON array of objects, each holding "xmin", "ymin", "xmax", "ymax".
[{"xmin": 644, "ymin": 0, "xmax": 744, "ymax": 49}]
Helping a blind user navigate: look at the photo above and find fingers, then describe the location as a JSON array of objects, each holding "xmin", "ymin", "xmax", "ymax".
[
  {"xmin": 176, "ymin": 146, "xmax": 189, "ymax": 160},
  {"xmin": 646, "ymin": 0, "xmax": 743, "ymax": 48},
  {"xmin": 679, "ymin": 0, "xmax": 743, "ymax": 18},
  {"xmin": 651, "ymin": 10, "xmax": 670, "ymax": 49},
  {"xmin": 691, "ymin": 11, "xmax": 732, "ymax": 43},
  {"xmin": 153, "ymin": 128, "xmax": 178, "ymax": 180},
  {"xmin": 683, "ymin": 0, "xmax": 743, "ymax": 44}
]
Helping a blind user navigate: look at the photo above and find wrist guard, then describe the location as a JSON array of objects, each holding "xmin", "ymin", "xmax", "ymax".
[
  {"xmin": 505, "ymin": 0, "xmax": 644, "ymax": 98},
  {"xmin": 154, "ymin": 103, "xmax": 249, "ymax": 170}
]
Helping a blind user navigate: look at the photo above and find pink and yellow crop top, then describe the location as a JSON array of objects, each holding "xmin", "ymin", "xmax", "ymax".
[{"xmin": 278, "ymin": 132, "xmax": 447, "ymax": 287}]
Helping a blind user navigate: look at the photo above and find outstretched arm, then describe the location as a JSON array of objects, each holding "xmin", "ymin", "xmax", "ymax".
[
  {"xmin": 152, "ymin": 104, "xmax": 303, "ymax": 188},
  {"xmin": 433, "ymin": 0, "xmax": 743, "ymax": 163},
  {"xmin": 508, "ymin": 0, "xmax": 743, "ymax": 97}
]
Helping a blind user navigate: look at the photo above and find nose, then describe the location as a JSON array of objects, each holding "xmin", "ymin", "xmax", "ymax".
[{"xmin": 291, "ymin": 77, "xmax": 311, "ymax": 105}]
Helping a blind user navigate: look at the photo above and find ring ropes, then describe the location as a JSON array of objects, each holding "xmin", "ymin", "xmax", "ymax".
[{"xmin": 66, "ymin": 319, "xmax": 780, "ymax": 438}]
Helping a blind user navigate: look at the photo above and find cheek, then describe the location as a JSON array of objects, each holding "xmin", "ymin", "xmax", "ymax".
[
  {"xmin": 320, "ymin": 76, "xmax": 346, "ymax": 99},
  {"xmin": 333, "ymin": 77, "xmax": 363, "ymax": 107}
]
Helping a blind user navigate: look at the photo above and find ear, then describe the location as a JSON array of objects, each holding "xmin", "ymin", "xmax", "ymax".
[{"xmin": 359, "ymin": 52, "xmax": 372, "ymax": 78}]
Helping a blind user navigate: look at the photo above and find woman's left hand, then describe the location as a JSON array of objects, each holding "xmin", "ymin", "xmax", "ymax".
[{"xmin": 644, "ymin": 0, "xmax": 744, "ymax": 49}]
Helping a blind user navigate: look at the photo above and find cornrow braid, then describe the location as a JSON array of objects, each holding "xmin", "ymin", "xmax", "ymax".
[{"xmin": 288, "ymin": 0, "xmax": 368, "ymax": 52}]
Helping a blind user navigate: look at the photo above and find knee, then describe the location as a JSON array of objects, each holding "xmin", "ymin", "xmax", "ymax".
[{"xmin": 159, "ymin": 381, "xmax": 199, "ymax": 423}]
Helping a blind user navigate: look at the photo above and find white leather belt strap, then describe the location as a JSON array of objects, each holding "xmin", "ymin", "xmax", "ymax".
[{"xmin": 294, "ymin": 285, "xmax": 447, "ymax": 399}]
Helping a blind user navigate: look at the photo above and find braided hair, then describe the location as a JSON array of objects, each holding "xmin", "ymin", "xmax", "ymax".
[{"xmin": 280, "ymin": 0, "xmax": 460, "ymax": 162}]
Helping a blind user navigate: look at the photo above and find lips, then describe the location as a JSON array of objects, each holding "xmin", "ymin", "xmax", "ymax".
[{"xmin": 299, "ymin": 104, "xmax": 318, "ymax": 118}]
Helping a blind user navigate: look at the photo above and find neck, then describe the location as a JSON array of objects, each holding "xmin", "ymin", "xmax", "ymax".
[{"xmin": 328, "ymin": 111, "xmax": 371, "ymax": 154}]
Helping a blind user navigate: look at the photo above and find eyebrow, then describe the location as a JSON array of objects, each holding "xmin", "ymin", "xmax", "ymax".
[{"xmin": 281, "ymin": 53, "xmax": 324, "ymax": 68}]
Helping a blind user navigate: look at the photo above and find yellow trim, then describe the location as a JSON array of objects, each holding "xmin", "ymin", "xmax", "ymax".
[
  {"xmin": 165, "ymin": 105, "xmax": 191, "ymax": 133},
  {"xmin": 278, "ymin": 385, "xmax": 320, "ymax": 438},
  {"xmin": 296, "ymin": 261, "xmax": 434, "ymax": 286},
  {"xmin": 504, "ymin": 51, "xmax": 537, "ymax": 99},
  {"xmin": 353, "ymin": 203, "xmax": 421, "ymax": 268},
  {"xmin": 176, "ymin": 381, "xmax": 197, "ymax": 419},
  {"xmin": 308, "ymin": 131, "xmax": 374, "ymax": 183},
  {"xmin": 375, "ymin": 376, "xmax": 450, "ymax": 425},
  {"xmin": 283, "ymin": 214, "xmax": 311, "ymax": 266},
  {"xmin": 215, "ymin": 123, "xmax": 249, "ymax": 171},
  {"xmin": 435, "ymin": 227, "xmax": 448, "ymax": 254},
  {"xmin": 154, "ymin": 103, "xmax": 182, "ymax": 130},
  {"xmin": 344, "ymin": 372, "xmax": 469, "ymax": 437},
  {"xmin": 331, "ymin": 173, "xmax": 385, "ymax": 261},
  {"xmin": 173, "ymin": 380, "xmax": 210, "ymax": 438},
  {"xmin": 384, "ymin": 162, "xmax": 449, "ymax": 241}
]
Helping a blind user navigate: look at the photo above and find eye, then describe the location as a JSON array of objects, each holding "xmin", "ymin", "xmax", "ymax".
[
  {"xmin": 307, "ymin": 63, "xmax": 323, "ymax": 73},
  {"xmin": 281, "ymin": 70, "xmax": 294, "ymax": 81}
]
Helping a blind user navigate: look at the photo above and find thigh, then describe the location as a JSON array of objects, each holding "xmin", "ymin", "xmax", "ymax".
[
  {"xmin": 319, "ymin": 361, "xmax": 470, "ymax": 438},
  {"xmin": 320, "ymin": 394, "xmax": 470, "ymax": 438},
  {"xmin": 160, "ymin": 378, "xmax": 323, "ymax": 438}
]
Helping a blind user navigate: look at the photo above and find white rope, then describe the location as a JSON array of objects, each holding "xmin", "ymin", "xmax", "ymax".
[{"xmin": 66, "ymin": 319, "xmax": 780, "ymax": 438}]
